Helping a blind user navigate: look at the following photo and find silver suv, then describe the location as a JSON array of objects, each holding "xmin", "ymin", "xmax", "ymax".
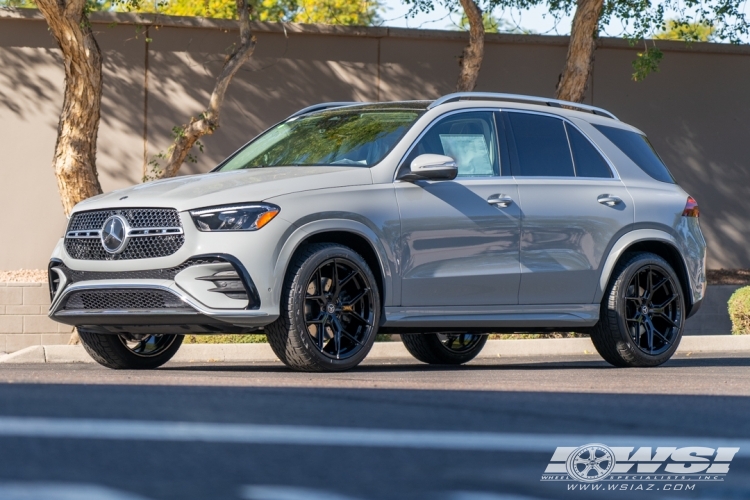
[{"xmin": 48, "ymin": 93, "xmax": 707, "ymax": 372}]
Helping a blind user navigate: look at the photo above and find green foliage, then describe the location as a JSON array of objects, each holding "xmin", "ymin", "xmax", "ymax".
[
  {"xmin": 654, "ymin": 19, "xmax": 716, "ymax": 42},
  {"xmin": 120, "ymin": 0, "xmax": 382, "ymax": 25},
  {"xmin": 631, "ymin": 44, "xmax": 663, "ymax": 81},
  {"xmin": 728, "ymin": 286, "xmax": 750, "ymax": 335},
  {"xmin": 184, "ymin": 334, "xmax": 268, "ymax": 343}
]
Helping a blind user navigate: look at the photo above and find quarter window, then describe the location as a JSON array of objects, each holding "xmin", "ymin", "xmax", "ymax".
[
  {"xmin": 594, "ymin": 125, "xmax": 675, "ymax": 184},
  {"xmin": 402, "ymin": 111, "xmax": 500, "ymax": 177},
  {"xmin": 565, "ymin": 123, "xmax": 613, "ymax": 178},
  {"xmin": 507, "ymin": 113, "xmax": 574, "ymax": 177}
]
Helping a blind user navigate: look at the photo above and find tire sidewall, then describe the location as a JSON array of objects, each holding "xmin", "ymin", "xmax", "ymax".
[
  {"xmin": 613, "ymin": 255, "xmax": 685, "ymax": 366},
  {"xmin": 290, "ymin": 245, "xmax": 381, "ymax": 371}
]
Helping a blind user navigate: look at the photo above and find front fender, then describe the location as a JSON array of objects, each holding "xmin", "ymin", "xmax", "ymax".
[{"xmin": 271, "ymin": 219, "xmax": 395, "ymax": 309}]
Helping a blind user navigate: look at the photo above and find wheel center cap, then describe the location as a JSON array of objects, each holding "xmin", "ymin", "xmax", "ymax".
[
  {"xmin": 326, "ymin": 303, "xmax": 336, "ymax": 314},
  {"xmin": 641, "ymin": 305, "xmax": 650, "ymax": 315}
]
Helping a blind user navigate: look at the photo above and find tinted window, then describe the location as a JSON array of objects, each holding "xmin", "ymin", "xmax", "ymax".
[
  {"xmin": 403, "ymin": 111, "xmax": 499, "ymax": 177},
  {"xmin": 594, "ymin": 125, "xmax": 675, "ymax": 183},
  {"xmin": 219, "ymin": 110, "xmax": 421, "ymax": 170},
  {"xmin": 565, "ymin": 123, "xmax": 613, "ymax": 178},
  {"xmin": 507, "ymin": 113, "xmax": 574, "ymax": 177}
]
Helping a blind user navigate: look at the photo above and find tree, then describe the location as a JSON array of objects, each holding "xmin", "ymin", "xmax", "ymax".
[
  {"xmin": 554, "ymin": 0, "xmax": 604, "ymax": 102},
  {"xmin": 32, "ymin": 0, "xmax": 105, "ymax": 215},
  {"xmin": 456, "ymin": 0, "xmax": 485, "ymax": 91}
]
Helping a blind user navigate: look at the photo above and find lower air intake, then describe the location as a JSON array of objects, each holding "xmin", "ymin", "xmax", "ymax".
[{"xmin": 64, "ymin": 289, "xmax": 189, "ymax": 311}]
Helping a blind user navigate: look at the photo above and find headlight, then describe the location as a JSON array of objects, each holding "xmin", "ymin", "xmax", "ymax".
[{"xmin": 189, "ymin": 203, "xmax": 280, "ymax": 232}]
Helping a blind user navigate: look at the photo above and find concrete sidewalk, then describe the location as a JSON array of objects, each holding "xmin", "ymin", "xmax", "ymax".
[{"xmin": 2, "ymin": 335, "xmax": 749, "ymax": 364}]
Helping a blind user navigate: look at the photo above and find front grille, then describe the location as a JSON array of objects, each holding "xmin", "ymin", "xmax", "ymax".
[
  {"xmin": 65, "ymin": 208, "xmax": 184, "ymax": 260},
  {"xmin": 64, "ymin": 289, "xmax": 189, "ymax": 311}
]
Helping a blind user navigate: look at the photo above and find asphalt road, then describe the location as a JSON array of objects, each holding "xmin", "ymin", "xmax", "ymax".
[{"xmin": 0, "ymin": 353, "xmax": 749, "ymax": 500}]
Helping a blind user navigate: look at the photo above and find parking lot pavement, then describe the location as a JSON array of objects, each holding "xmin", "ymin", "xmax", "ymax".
[{"xmin": 0, "ymin": 353, "xmax": 749, "ymax": 500}]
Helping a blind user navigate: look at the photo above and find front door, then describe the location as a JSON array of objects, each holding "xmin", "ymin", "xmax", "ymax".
[{"xmin": 396, "ymin": 110, "xmax": 521, "ymax": 307}]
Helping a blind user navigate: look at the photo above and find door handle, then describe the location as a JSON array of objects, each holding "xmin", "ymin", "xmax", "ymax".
[
  {"xmin": 487, "ymin": 194, "xmax": 513, "ymax": 208},
  {"xmin": 597, "ymin": 194, "xmax": 622, "ymax": 207}
]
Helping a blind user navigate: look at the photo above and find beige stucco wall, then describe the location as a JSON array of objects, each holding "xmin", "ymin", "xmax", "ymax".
[{"xmin": 1, "ymin": 10, "xmax": 749, "ymax": 270}]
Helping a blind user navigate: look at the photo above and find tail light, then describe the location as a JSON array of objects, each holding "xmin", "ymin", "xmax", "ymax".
[{"xmin": 682, "ymin": 196, "xmax": 700, "ymax": 217}]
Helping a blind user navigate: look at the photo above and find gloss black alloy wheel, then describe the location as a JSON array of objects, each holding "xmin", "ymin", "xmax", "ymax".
[
  {"xmin": 118, "ymin": 334, "xmax": 180, "ymax": 357},
  {"xmin": 303, "ymin": 258, "xmax": 376, "ymax": 360},
  {"xmin": 267, "ymin": 243, "xmax": 381, "ymax": 372},
  {"xmin": 624, "ymin": 265, "xmax": 682, "ymax": 356},
  {"xmin": 78, "ymin": 329, "xmax": 184, "ymax": 369},
  {"xmin": 591, "ymin": 252, "xmax": 685, "ymax": 368},
  {"xmin": 402, "ymin": 332, "xmax": 488, "ymax": 365}
]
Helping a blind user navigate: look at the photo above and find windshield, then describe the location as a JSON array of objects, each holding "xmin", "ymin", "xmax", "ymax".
[{"xmin": 218, "ymin": 109, "xmax": 422, "ymax": 171}]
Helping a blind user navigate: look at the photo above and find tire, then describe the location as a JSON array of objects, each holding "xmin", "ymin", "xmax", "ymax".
[
  {"xmin": 266, "ymin": 243, "xmax": 381, "ymax": 372},
  {"xmin": 590, "ymin": 252, "xmax": 685, "ymax": 367},
  {"xmin": 401, "ymin": 333, "xmax": 488, "ymax": 365},
  {"xmin": 78, "ymin": 330, "xmax": 183, "ymax": 369}
]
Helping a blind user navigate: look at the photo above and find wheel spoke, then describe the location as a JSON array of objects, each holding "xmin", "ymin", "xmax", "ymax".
[
  {"xmin": 653, "ymin": 294, "xmax": 677, "ymax": 311},
  {"xmin": 343, "ymin": 288, "xmax": 369, "ymax": 306},
  {"xmin": 656, "ymin": 312, "xmax": 680, "ymax": 329},
  {"xmin": 340, "ymin": 329, "xmax": 363, "ymax": 346},
  {"xmin": 343, "ymin": 310, "xmax": 372, "ymax": 326}
]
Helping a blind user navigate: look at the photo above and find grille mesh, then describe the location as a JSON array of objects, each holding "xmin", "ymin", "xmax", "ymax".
[
  {"xmin": 64, "ymin": 289, "xmax": 188, "ymax": 311},
  {"xmin": 65, "ymin": 208, "xmax": 184, "ymax": 260}
]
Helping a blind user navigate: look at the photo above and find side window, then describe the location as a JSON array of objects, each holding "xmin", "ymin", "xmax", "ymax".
[
  {"xmin": 565, "ymin": 123, "xmax": 613, "ymax": 178},
  {"xmin": 506, "ymin": 113, "xmax": 574, "ymax": 177},
  {"xmin": 593, "ymin": 125, "xmax": 675, "ymax": 183},
  {"xmin": 402, "ymin": 111, "xmax": 500, "ymax": 177}
]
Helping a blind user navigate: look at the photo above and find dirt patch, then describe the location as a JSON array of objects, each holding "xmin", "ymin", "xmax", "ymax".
[
  {"xmin": 0, "ymin": 269, "xmax": 47, "ymax": 283},
  {"xmin": 707, "ymin": 269, "xmax": 750, "ymax": 286}
]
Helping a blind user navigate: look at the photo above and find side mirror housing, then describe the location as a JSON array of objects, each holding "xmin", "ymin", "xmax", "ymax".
[{"xmin": 397, "ymin": 154, "xmax": 458, "ymax": 182}]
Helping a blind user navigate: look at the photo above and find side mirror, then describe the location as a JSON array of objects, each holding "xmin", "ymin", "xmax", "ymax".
[{"xmin": 397, "ymin": 154, "xmax": 458, "ymax": 182}]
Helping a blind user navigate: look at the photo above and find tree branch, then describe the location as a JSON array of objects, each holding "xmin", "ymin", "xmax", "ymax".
[
  {"xmin": 456, "ymin": 0, "xmax": 484, "ymax": 92},
  {"xmin": 556, "ymin": 0, "xmax": 604, "ymax": 103},
  {"xmin": 157, "ymin": 0, "xmax": 257, "ymax": 179}
]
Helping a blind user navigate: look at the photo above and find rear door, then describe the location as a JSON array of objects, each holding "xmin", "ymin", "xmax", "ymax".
[
  {"xmin": 395, "ymin": 110, "xmax": 521, "ymax": 307},
  {"xmin": 502, "ymin": 110, "xmax": 634, "ymax": 305}
]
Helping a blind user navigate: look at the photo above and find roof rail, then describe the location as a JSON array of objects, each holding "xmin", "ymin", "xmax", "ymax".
[
  {"xmin": 427, "ymin": 92, "xmax": 619, "ymax": 121},
  {"xmin": 287, "ymin": 102, "xmax": 367, "ymax": 119}
]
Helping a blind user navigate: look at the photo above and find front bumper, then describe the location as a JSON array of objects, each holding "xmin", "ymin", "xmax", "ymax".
[{"xmin": 48, "ymin": 256, "xmax": 277, "ymax": 334}]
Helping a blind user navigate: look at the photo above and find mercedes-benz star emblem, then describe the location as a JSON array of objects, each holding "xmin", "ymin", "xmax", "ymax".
[{"xmin": 100, "ymin": 215, "xmax": 130, "ymax": 255}]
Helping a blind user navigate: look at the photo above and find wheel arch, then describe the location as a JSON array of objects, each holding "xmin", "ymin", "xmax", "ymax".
[
  {"xmin": 272, "ymin": 220, "xmax": 392, "ymax": 314},
  {"xmin": 597, "ymin": 230, "xmax": 695, "ymax": 315}
]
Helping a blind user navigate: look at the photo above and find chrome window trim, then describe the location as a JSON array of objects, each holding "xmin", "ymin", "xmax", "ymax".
[
  {"xmin": 393, "ymin": 107, "xmax": 507, "ymax": 182},
  {"xmin": 501, "ymin": 108, "xmax": 621, "ymax": 181}
]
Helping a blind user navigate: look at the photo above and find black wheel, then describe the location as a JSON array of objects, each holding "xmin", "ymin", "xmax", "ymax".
[
  {"xmin": 401, "ymin": 333, "xmax": 488, "ymax": 365},
  {"xmin": 591, "ymin": 252, "xmax": 685, "ymax": 367},
  {"xmin": 78, "ymin": 330, "xmax": 183, "ymax": 369},
  {"xmin": 266, "ymin": 243, "xmax": 380, "ymax": 372}
]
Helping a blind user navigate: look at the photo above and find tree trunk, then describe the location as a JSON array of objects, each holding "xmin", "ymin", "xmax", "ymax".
[
  {"xmin": 36, "ymin": 0, "xmax": 103, "ymax": 215},
  {"xmin": 555, "ymin": 0, "xmax": 604, "ymax": 103},
  {"xmin": 456, "ymin": 0, "xmax": 485, "ymax": 92},
  {"xmin": 150, "ymin": 0, "xmax": 257, "ymax": 180}
]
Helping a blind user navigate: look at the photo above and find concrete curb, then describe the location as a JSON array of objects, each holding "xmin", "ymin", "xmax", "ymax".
[{"xmin": 1, "ymin": 335, "xmax": 750, "ymax": 364}]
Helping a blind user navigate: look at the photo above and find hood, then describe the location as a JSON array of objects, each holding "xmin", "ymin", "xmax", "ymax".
[{"xmin": 73, "ymin": 167, "xmax": 373, "ymax": 213}]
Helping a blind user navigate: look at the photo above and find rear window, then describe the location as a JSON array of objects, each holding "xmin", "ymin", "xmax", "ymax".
[
  {"xmin": 507, "ymin": 113, "xmax": 574, "ymax": 177},
  {"xmin": 594, "ymin": 125, "xmax": 675, "ymax": 184}
]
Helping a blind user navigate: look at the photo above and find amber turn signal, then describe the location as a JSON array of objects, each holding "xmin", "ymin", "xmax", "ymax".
[{"xmin": 682, "ymin": 196, "xmax": 699, "ymax": 217}]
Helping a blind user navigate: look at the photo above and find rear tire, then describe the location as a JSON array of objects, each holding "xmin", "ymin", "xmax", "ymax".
[
  {"xmin": 401, "ymin": 333, "xmax": 487, "ymax": 365},
  {"xmin": 590, "ymin": 252, "xmax": 685, "ymax": 367},
  {"xmin": 266, "ymin": 243, "xmax": 381, "ymax": 372},
  {"xmin": 78, "ymin": 330, "xmax": 183, "ymax": 369}
]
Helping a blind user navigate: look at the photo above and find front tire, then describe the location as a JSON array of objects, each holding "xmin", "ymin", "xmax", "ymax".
[
  {"xmin": 591, "ymin": 252, "xmax": 685, "ymax": 367},
  {"xmin": 401, "ymin": 333, "xmax": 488, "ymax": 365},
  {"xmin": 78, "ymin": 330, "xmax": 183, "ymax": 369},
  {"xmin": 266, "ymin": 243, "xmax": 381, "ymax": 372}
]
